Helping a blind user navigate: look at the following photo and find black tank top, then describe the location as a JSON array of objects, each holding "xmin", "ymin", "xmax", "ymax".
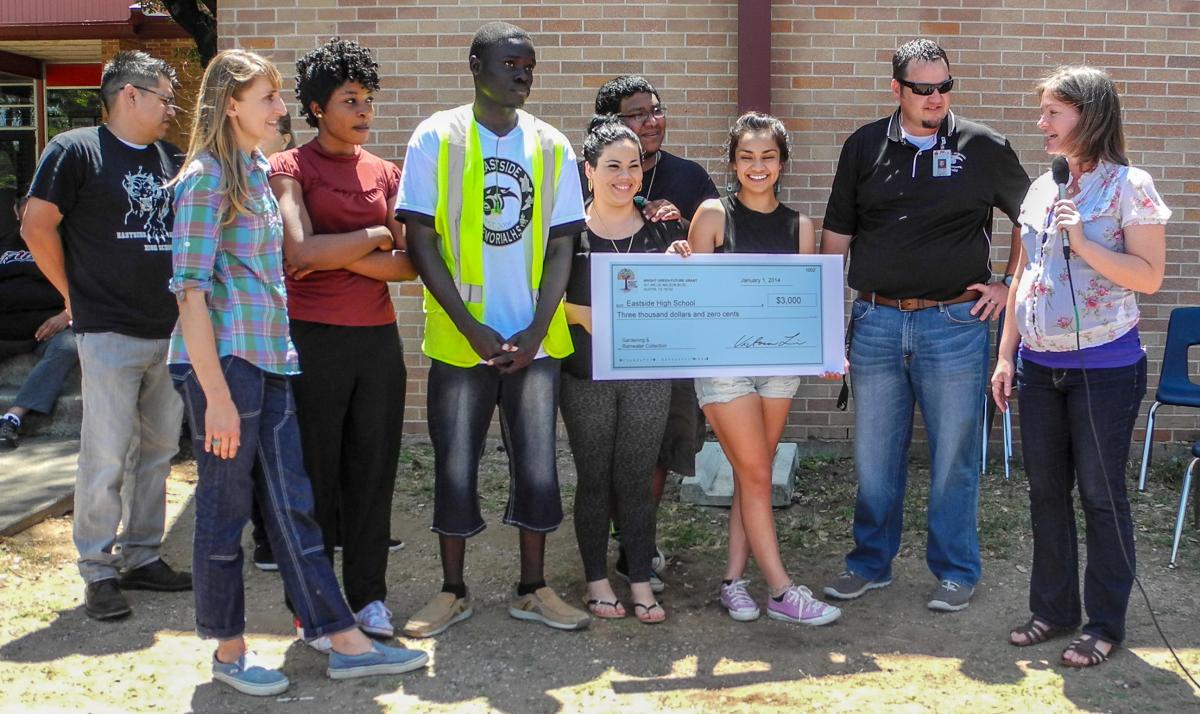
[{"xmin": 714, "ymin": 194, "xmax": 801, "ymax": 255}]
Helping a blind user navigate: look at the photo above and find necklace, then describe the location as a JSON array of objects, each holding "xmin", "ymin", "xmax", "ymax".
[
  {"xmin": 588, "ymin": 209, "xmax": 639, "ymax": 254},
  {"xmin": 641, "ymin": 150, "xmax": 659, "ymax": 202}
]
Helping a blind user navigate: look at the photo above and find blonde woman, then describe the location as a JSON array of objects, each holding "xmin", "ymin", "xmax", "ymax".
[{"xmin": 168, "ymin": 49, "xmax": 427, "ymax": 696}]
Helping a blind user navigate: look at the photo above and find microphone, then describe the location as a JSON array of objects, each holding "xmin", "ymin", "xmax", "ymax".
[{"xmin": 1051, "ymin": 156, "xmax": 1071, "ymax": 259}]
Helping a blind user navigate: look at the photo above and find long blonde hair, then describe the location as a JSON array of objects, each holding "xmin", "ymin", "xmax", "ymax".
[{"xmin": 175, "ymin": 49, "xmax": 282, "ymax": 224}]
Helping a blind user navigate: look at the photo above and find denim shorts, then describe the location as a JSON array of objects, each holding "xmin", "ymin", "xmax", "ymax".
[{"xmin": 694, "ymin": 375, "xmax": 802, "ymax": 408}]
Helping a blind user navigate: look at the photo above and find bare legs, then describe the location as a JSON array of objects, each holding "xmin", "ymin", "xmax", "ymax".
[{"xmin": 705, "ymin": 394, "xmax": 793, "ymax": 592}]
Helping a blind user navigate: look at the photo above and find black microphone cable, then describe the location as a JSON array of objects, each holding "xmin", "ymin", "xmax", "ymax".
[{"xmin": 1057, "ymin": 201, "xmax": 1198, "ymax": 687}]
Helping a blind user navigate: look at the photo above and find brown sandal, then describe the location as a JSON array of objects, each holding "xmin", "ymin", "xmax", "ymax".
[
  {"xmin": 1061, "ymin": 636, "xmax": 1116, "ymax": 667},
  {"xmin": 1009, "ymin": 617, "xmax": 1074, "ymax": 647}
]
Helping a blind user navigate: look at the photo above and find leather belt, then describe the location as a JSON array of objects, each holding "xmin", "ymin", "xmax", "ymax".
[{"xmin": 858, "ymin": 290, "xmax": 982, "ymax": 312}]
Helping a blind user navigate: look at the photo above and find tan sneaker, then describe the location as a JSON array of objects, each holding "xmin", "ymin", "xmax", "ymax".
[
  {"xmin": 508, "ymin": 586, "xmax": 590, "ymax": 631},
  {"xmin": 402, "ymin": 591, "xmax": 472, "ymax": 638}
]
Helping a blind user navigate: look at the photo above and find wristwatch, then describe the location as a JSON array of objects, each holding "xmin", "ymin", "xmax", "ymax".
[{"xmin": 1002, "ymin": 274, "xmax": 1015, "ymax": 287}]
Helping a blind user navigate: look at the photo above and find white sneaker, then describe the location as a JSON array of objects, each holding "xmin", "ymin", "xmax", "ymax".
[
  {"xmin": 294, "ymin": 617, "xmax": 332, "ymax": 653},
  {"xmin": 355, "ymin": 600, "xmax": 395, "ymax": 638}
]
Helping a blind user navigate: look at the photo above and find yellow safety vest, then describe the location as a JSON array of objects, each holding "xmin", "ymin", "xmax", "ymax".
[{"xmin": 423, "ymin": 105, "xmax": 574, "ymax": 366}]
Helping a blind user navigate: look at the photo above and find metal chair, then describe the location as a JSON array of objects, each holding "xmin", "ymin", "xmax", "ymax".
[
  {"xmin": 983, "ymin": 309, "xmax": 1014, "ymax": 479},
  {"xmin": 1168, "ymin": 440, "xmax": 1200, "ymax": 568},
  {"xmin": 1137, "ymin": 307, "xmax": 1200, "ymax": 492}
]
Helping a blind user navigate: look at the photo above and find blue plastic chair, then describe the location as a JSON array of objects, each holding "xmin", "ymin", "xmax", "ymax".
[
  {"xmin": 1137, "ymin": 307, "xmax": 1200, "ymax": 492},
  {"xmin": 1168, "ymin": 440, "xmax": 1200, "ymax": 568},
  {"xmin": 982, "ymin": 311, "xmax": 1014, "ymax": 479}
]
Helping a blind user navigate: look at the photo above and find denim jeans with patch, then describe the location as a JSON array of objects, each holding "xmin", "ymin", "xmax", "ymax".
[
  {"xmin": 844, "ymin": 298, "xmax": 989, "ymax": 587},
  {"xmin": 171, "ymin": 356, "xmax": 355, "ymax": 640}
]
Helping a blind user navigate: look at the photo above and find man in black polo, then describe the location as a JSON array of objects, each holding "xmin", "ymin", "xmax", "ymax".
[
  {"xmin": 592, "ymin": 75, "xmax": 720, "ymax": 590},
  {"xmin": 820, "ymin": 39, "xmax": 1028, "ymax": 612}
]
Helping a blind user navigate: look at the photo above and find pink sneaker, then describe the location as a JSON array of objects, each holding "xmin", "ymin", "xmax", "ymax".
[
  {"xmin": 766, "ymin": 585, "xmax": 842, "ymax": 626},
  {"xmin": 719, "ymin": 579, "xmax": 761, "ymax": 622}
]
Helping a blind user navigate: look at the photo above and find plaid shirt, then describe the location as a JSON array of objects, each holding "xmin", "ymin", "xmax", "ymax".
[{"xmin": 168, "ymin": 150, "xmax": 298, "ymax": 375}]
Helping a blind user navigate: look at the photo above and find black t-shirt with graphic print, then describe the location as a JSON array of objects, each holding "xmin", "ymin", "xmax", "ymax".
[{"xmin": 27, "ymin": 126, "xmax": 181, "ymax": 338}]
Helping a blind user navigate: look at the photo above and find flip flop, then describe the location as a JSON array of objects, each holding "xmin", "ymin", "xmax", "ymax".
[
  {"xmin": 633, "ymin": 601, "xmax": 667, "ymax": 625},
  {"xmin": 1009, "ymin": 617, "xmax": 1074, "ymax": 647},
  {"xmin": 1061, "ymin": 636, "xmax": 1116, "ymax": 668},
  {"xmin": 585, "ymin": 598, "xmax": 625, "ymax": 619}
]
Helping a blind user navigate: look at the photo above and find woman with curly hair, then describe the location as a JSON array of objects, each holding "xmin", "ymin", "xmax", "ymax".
[{"xmin": 269, "ymin": 38, "xmax": 415, "ymax": 642}]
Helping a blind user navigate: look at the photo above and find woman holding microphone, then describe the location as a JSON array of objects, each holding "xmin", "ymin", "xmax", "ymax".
[{"xmin": 992, "ymin": 66, "xmax": 1170, "ymax": 667}]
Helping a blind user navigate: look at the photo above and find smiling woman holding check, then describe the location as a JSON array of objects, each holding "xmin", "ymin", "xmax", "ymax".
[
  {"xmin": 560, "ymin": 115, "xmax": 686, "ymax": 624},
  {"xmin": 671, "ymin": 112, "xmax": 839, "ymax": 628}
]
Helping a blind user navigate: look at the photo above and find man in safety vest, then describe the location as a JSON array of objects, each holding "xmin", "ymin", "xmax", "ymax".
[{"xmin": 396, "ymin": 22, "xmax": 590, "ymax": 637}]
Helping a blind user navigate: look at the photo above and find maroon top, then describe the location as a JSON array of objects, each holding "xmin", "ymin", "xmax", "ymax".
[{"xmin": 270, "ymin": 141, "xmax": 399, "ymax": 326}]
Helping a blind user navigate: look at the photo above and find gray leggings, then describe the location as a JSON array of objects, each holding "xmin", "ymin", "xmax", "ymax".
[{"xmin": 560, "ymin": 373, "xmax": 670, "ymax": 583}]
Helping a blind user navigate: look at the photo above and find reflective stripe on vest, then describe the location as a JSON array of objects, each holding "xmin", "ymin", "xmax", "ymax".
[{"xmin": 424, "ymin": 104, "xmax": 573, "ymax": 366}]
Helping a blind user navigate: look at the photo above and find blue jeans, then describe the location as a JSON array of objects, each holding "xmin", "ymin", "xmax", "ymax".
[
  {"xmin": 845, "ymin": 298, "xmax": 988, "ymax": 587},
  {"xmin": 75, "ymin": 332, "xmax": 182, "ymax": 583},
  {"xmin": 1017, "ymin": 356, "xmax": 1146, "ymax": 645},
  {"xmin": 9, "ymin": 329, "xmax": 78, "ymax": 414},
  {"xmin": 171, "ymin": 356, "xmax": 355, "ymax": 640},
  {"xmin": 427, "ymin": 357, "xmax": 562, "ymax": 536}
]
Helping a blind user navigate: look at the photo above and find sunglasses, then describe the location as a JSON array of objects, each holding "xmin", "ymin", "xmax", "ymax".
[{"xmin": 897, "ymin": 77, "xmax": 955, "ymax": 96}]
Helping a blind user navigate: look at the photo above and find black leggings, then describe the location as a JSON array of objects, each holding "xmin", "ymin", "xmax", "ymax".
[{"xmin": 560, "ymin": 373, "xmax": 669, "ymax": 583}]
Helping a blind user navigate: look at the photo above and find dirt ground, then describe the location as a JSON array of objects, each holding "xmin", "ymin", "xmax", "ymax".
[{"xmin": 2, "ymin": 442, "xmax": 1199, "ymax": 714}]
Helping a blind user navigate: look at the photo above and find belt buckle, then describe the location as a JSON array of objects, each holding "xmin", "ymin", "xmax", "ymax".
[{"xmin": 896, "ymin": 298, "xmax": 920, "ymax": 312}]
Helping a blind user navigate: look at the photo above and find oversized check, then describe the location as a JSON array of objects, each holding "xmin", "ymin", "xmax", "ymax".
[{"xmin": 589, "ymin": 253, "xmax": 845, "ymax": 380}]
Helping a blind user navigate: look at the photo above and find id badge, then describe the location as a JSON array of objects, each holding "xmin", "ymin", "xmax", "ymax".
[{"xmin": 932, "ymin": 149, "xmax": 953, "ymax": 177}]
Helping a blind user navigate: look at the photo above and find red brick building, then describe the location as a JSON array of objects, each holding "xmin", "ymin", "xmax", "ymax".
[{"xmin": 20, "ymin": 1, "xmax": 1200, "ymax": 456}]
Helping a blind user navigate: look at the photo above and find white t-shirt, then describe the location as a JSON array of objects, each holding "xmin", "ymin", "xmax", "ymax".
[
  {"xmin": 397, "ymin": 111, "xmax": 586, "ymax": 344},
  {"xmin": 901, "ymin": 126, "xmax": 938, "ymax": 151}
]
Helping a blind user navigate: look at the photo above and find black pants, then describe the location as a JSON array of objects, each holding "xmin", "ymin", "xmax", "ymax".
[
  {"xmin": 1018, "ymin": 356, "xmax": 1146, "ymax": 645},
  {"xmin": 291, "ymin": 320, "xmax": 406, "ymax": 612}
]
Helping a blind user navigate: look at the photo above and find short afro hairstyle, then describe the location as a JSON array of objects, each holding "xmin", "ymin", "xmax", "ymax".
[
  {"xmin": 469, "ymin": 22, "xmax": 532, "ymax": 62},
  {"xmin": 295, "ymin": 37, "xmax": 380, "ymax": 128},
  {"xmin": 594, "ymin": 75, "xmax": 660, "ymax": 115}
]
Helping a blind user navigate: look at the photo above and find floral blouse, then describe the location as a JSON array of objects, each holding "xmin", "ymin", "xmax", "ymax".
[{"xmin": 1014, "ymin": 160, "xmax": 1171, "ymax": 352}]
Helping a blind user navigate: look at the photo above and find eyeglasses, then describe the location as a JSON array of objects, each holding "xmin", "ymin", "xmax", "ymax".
[
  {"xmin": 896, "ymin": 77, "xmax": 955, "ymax": 96},
  {"xmin": 132, "ymin": 85, "xmax": 180, "ymax": 111},
  {"xmin": 617, "ymin": 105, "xmax": 667, "ymax": 124}
]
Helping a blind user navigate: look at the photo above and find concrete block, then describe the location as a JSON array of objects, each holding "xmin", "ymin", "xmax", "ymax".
[
  {"xmin": 681, "ymin": 441, "xmax": 798, "ymax": 508},
  {"xmin": 0, "ymin": 437, "xmax": 78, "ymax": 536}
]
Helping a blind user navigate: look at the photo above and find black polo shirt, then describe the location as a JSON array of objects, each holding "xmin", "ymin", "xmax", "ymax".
[{"xmin": 823, "ymin": 110, "xmax": 1029, "ymax": 301}]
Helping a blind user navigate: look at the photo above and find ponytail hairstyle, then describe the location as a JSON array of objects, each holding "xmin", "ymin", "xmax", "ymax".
[
  {"xmin": 582, "ymin": 114, "xmax": 642, "ymax": 167},
  {"xmin": 175, "ymin": 49, "xmax": 282, "ymax": 224},
  {"xmin": 726, "ymin": 111, "xmax": 791, "ymax": 164}
]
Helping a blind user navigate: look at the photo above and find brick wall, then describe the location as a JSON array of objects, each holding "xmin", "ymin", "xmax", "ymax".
[
  {"xmin": 217, "ymin": 0, "xmax": 1200, "ymax": 455},
  {"xmin": 100, "ymin": 37, "xmax": 204, "ymax": 150}
]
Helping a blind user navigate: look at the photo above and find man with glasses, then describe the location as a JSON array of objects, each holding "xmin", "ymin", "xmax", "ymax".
[
  {"xmin": 23, "ymin": 51, "xmax": 190, "ymax": 621},
  {"xmin": 819, "ymin": 39, "xmax": 1028, "ymax": 612},
  {"xmin": 590, "ymin": 75, "xmax": 719, "ymax": 592}
]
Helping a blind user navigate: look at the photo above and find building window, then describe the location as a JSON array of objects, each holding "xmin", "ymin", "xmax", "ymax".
[
  {"xmin": 0, "ymin": 78, "xmax": 36, "ymax": 193},
  {"xmin": 46, "ymin": 88, "xmax": 103, "ymax": 141}
]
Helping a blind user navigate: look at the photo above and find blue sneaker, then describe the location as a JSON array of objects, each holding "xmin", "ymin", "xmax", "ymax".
[
  {"xmin": 211, "ymin": 651, "xmax": 289, "ymax": 696},
  {"xmin": 327, "ymin": 642, "xmax": 429, "ymax": 680}
]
